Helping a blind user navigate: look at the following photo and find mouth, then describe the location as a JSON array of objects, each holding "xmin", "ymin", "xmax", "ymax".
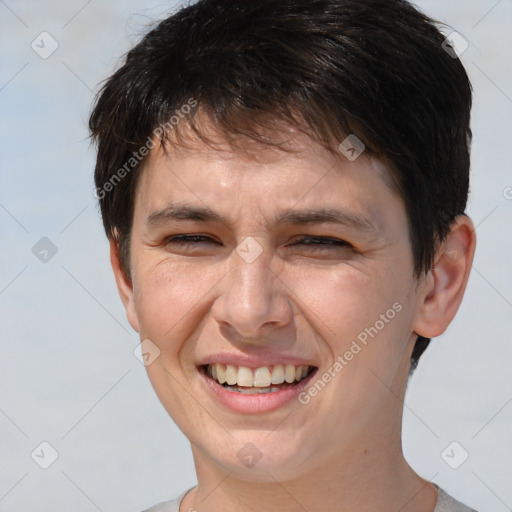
[{"xmin": 201, "ymin": 363, "xmax": 317, "ymax": 394}]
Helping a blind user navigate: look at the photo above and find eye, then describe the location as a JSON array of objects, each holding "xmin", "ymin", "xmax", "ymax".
[
  {"xmin": 165, "ymin": 234, "xmax": 219, "ymax": 247},
  {"xmin": 163, "ymin": 234, "xmax": 351, "ymax": 256},
  {"xmin": 291, "ymin": 236, "xmax": 350, "ymax": 250}
]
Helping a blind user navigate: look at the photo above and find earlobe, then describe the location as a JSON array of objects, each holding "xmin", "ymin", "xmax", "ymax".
[
  {"xmin": 413, "ymin": 215, "xmax": 476, "ymax": 339},
  {"xmin": 110, "ymin": 239, "xmax": 140, "ymax": 333}
]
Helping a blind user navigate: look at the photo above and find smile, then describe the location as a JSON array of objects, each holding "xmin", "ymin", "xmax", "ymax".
[{"xmin": 203, "ymin": 363, "xmax": 315, "ymax": 394}]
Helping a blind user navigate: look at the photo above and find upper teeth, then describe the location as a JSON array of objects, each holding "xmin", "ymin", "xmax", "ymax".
[{"xmin": 207, "ymin": 363, "xmax": 310, "ymax": 387}]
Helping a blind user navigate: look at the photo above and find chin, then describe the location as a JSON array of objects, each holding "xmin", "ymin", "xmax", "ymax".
[{"xmin": 198, "ymin": 430, "xmax": 317, "ymax": 482}]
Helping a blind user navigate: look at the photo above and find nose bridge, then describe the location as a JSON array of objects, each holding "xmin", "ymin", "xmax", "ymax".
[
  {"xmin": 234, "ymin": 250, "xmax": 273, "ymax": 307},
  {"xmin": 212, "ymin": 243, "xmax": 292, "ymax": 339}
]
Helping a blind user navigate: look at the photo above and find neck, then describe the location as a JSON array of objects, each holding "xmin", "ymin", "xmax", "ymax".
[{"xmin": 183, "ymin": 429, "xmax": 437, "ymax": 512}]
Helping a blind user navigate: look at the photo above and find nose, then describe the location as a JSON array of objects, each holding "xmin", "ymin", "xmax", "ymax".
[{"xmin": 210, "ymin": 243, "xmax": 294, "ymax": 345}]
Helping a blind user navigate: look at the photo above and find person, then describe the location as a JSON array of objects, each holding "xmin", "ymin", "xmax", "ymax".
[{"xmin": 89, "ymin": 0, "xmax": 478, "ymax": 510}]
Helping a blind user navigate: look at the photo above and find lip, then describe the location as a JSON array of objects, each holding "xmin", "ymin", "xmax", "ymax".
[
  {"xmin": 197, "ymin": 352, "xmax": 318, "ymax": 368},
  {"xmin": 199, "ymin": 364, "xmax": 318, "ymax": 414}
]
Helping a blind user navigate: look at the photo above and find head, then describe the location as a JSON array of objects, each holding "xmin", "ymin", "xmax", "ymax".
[{"xmin": 90, "ymin": 0, "xmax": 475, "ymax": 480}]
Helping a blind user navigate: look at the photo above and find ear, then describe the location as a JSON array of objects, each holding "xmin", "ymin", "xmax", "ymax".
[
  {"xmin": 110, "ymin": 238, "xmax": 140, "ymax": 333},
  {"xmin": 413, "ymin": 215, "xmax": 476, "ymax": 338}
]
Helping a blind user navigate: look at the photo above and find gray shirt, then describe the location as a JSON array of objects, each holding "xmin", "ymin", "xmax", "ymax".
[{"xmin": 142, "ymin": 486, "xmax": 477, "ymax": 511}]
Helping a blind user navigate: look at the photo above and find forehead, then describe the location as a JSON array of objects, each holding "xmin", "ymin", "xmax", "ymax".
[{"xmin": 134, "ymin": 118, "xmax": 403, "ymax": 234}]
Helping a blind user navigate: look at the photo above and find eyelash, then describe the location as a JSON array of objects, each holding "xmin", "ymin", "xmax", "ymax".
[{"xmin": 165, "ymin": 235, "xmax": 350, "ymax": 250}]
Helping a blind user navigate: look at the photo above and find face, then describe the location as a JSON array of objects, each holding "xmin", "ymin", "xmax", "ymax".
[{"xmin": 118, "ymin": 124, "xmax": 427, "ymax": 481}]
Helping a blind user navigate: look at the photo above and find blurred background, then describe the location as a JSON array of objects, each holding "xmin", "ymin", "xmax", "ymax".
[{"xmin": 0, "ymin": 1, "xmax": 511, "ymax": 510}]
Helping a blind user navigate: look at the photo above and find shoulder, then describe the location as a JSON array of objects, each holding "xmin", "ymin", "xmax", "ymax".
[
  {"xmin": 139, "ymin": 487, "xmax": 192, "ymax": 512},
  {"xmin": 140, "ymin": 497, "xmax": 181, "ymax": 512},
  {"xmin": 140, "ymin": 486, "xmax": 478, "ymax": 512},
  {"xmin": 435, "ymin": 487, "xmax": 478, "ymax": 512}
]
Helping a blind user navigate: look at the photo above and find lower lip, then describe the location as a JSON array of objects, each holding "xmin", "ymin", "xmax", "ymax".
[{"xmin": 199, "ymin": 367, "xmax": 317, "ymax": 414}]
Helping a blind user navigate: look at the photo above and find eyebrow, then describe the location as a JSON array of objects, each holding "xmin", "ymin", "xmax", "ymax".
[{"xmin": 146, "ymin": 203, "xmax": 378, "ymax": 234}]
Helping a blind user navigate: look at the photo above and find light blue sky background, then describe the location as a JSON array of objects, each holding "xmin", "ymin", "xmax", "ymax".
[{"xmin": 0, "ymin": 1, "xmax": 511, "ymax": 511}]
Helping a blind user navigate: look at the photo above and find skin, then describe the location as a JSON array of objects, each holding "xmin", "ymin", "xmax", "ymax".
[{"xmin": 111, "ymin": 119, "xmax": 476, "ymax": 512}]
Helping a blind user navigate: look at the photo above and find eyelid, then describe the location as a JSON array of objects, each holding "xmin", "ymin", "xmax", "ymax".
[
  {"xmin": 165, "ymin": 234, "xmax": 218, "ymax": 244},
  {"xmin": 291, "ymin": 236, "xmax": 350, "ymax": 246},
  {"xmin": 166, "ymin": 234, "xmax": 348, "ymax": 243}
]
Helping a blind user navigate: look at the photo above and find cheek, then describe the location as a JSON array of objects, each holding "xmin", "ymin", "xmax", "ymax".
[
  {"xmin": 291, "ymin": 266, "xmax": 389, "ymax": 339},
  {"xmin": 292, "ymin": 263, "xmax": 413, "ymax": 375},
  {"xmin": 132, "ymin": 256, "xmax": 215, "ymax": 349},
  {"xmin": 297, "ymin": 268, "xmax": 413, "ymax": 409}
]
